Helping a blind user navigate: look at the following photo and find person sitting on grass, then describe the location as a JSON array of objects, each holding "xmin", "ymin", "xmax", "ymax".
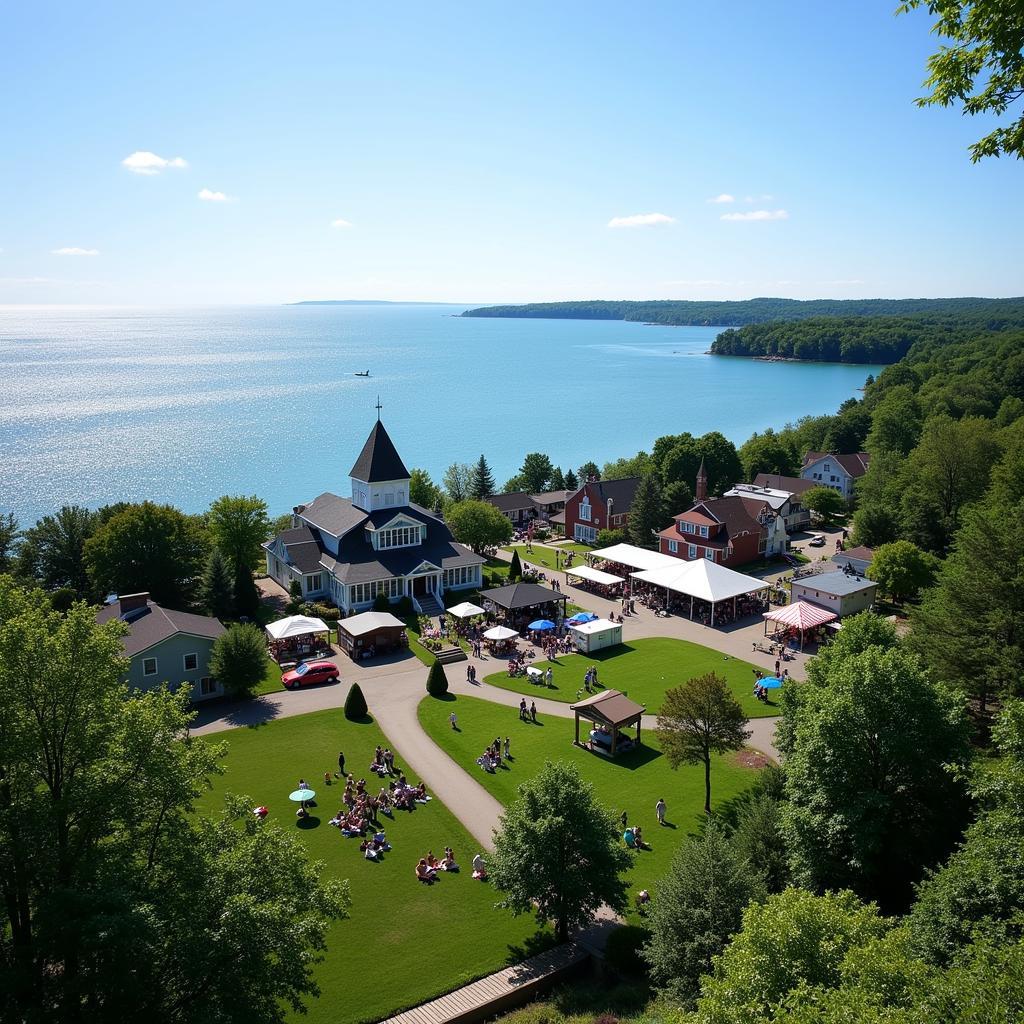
[
  {"xmin": 360, "ymin": 838, "xmax": 379, "ymax": 860},
  {"xmin": 373, "ymin": 830, "xmax": 391, "ymax": 851},
  {"xmin": 426, "ymin": 850, "xmax": 440, "ymax": 871},
  {"xmin": 416, "ymin": 858, "xmax": 435, "ymax": 884},
  {"xmin": 442, "ymin": 847, "xmax": 458, "ymax": 871},
  {"xmin": 471, "ymin": 853, "xmax": 487, "ymax": 880}
]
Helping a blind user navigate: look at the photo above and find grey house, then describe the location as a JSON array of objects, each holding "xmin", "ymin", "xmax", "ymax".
[{"xmin": 96, "ymin": 592, "xmax": 227, "ymax": 702}]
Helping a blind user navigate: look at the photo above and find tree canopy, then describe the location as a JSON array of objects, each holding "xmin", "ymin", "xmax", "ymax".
[
  {"xmin": 469, "ymin": 454, "xmax": 496, "ymax": 499},
  {"xmin": 444, "ymin": 499, "xmax": 513, "ymax": 554},
  {"xmin": 519, "ymin": 452, "xmax": 554, "ymax": 493},
  {"xmin": 490, "ymin": 760, "xmax": 631, "ymax": 942}
]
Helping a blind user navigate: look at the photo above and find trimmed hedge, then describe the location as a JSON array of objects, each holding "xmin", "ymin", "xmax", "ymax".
[
  {"xmin": 426, "ymin": 661, "xmax": 449, "ymax": 696},
  {"xmin": 344, "ymin": 682, "xmax": 368, "ymax": 720}
]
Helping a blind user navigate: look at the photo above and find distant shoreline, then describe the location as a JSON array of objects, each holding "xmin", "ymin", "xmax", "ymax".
[{"xmin": 289, "ymin": 299, "xmax": 458, "ymax": 306}]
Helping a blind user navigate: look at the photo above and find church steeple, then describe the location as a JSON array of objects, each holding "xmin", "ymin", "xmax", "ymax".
[
  {"xmin": 696, "ymin": 457, "xmax": 708, "ymax": 502},
  {"xmin": 349, "ymin": 417, "xmax": 411, "ymax": 512}
]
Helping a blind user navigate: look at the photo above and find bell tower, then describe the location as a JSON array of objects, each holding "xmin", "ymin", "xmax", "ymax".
[{"xmin": 695, "ymin": 457, "xmax": 708, "ymax": 502}]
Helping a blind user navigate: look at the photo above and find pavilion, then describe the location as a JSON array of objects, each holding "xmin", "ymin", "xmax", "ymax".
[
  {"xmin": 478, "ymin": 582, "xmax": 567, "ymax": 625},
  {"xmin": 564, "ymin": 564, "xmax": 624, "ymax": 589},
  {"xmin": 630, "ymin": 558, "xmax": 768, "ymax": 625},
  {"xmin": 590, "ymin": 542, "xmax": 678, "ymax": 573},
  {"xmin": 570, "ymin": 689, "xmax": 645, "ymax": 756}
]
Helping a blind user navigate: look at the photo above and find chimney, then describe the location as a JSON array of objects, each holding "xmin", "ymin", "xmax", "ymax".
[
  {"xmin": 118, "ymin": 592, "xmax": 150, "ymax": 614},
  {"xmin": 696, "ymin": 457, "xmax": 708, "ymax": 502}
]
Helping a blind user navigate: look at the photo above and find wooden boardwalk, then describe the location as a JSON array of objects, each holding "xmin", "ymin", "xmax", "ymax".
[{"xmin": 381, "ymin": 941, "xmax": 590, "ymax": 1024}]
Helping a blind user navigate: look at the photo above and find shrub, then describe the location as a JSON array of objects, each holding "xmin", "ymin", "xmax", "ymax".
[
  {"xmin": 372, "ymin": 591, "xmax": 390, "ymax": 612},
  {"xmin": 426, "ymin": 661, "xmax": 449, "ymax": 696},
  {"xmin": 395, "ymin": 595, "xmax": 414, "ymax": 617},
  {"xmin": 603, "ymin": 924, "xmax": 650, "ymax": 978},
  {"xmin": 210, "ymin": 623, "xmax": 269, "ymax": 698},
  {"xmin": 344, "ymin": 682, "xmax": 368, "ymax": 720},
  {"xmin": 508, "ymin": 549, "xmax": 523, "ymax": 581},
  {"xmin": 311, "ymin": 601, "xmax": 340, "ymax": 623},
  {"xmin": 596, "ymin": 528, "xmax": 625, "ymax": 547}
]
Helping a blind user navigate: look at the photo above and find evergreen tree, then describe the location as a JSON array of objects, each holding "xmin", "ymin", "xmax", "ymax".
[
  {"xmin": 0, "ymin": 511, "xmax": 19, "ymax": 575},
  {"xmin": 627, "ymin": 474, "xmax": 667, "ymax": 549},
  {"xmin": 643, "ymin": 820, "xmax": 763, "ymax": 1004},
  {"xmin": 578, "ymin": 460, "xmax": 600, "ymax": 481},
  {"xmin": 469, "ymin": 454, "xmax": 496, "ymax": 499},
  {"xmin": 549, "ymin": 466, "xmax": 565, "ymax": 490},
  {"xmin": 344, "ymin": 683, "xmax": 368, "ymax": 720},
  {"xmin": 426, "ymin": 661, "xmax": 449, "ymax": 696},
  {"xmin": 508, "ymin": 549, "xmax": 523, "ymax": 581},
  {"xmin": 201, "ymin": 547, "xmax": 235, "ymax": 620},
  {"xmin": 564, "ymin": 468, "xmax": 579, "ymax": 490}
]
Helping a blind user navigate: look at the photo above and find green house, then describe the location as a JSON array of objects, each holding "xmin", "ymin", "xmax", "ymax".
[{"xmin": 96, "ymin": 592, "xmax": 227, "ymax": 702}]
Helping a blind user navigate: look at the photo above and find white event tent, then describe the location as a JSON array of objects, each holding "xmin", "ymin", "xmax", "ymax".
[
  {"xmin": 448, "ymin": 601, "xmax": 486, "ymax": 619},
  {"xmin": 564, "ymin": 564, "xmax": 625, "ymax": 586},
  {"xmin": 631, "ymin": 559, "xmax": 768, "ymax": 625},
  {"xmin": 590, "ymin": 543, "xmax": 678, "ymax": 572},
  {"xmin": 265, "ymin": 614, "xmax": 331, "ymax": 640}
]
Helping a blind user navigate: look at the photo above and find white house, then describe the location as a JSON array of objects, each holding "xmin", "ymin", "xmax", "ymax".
[
  {"xmin": 800, "ymin": 452, "xmax": 870, "ymax": 501},
  {"xmin": 264, "ymin": 418, "xmax": 484, "ymax": 616},
  {"xmin": 790, "ymin": 570, "xmax": 877, "ymax": 617}
]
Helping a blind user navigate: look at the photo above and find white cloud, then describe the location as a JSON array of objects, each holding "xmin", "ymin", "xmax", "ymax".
[
  {"xmin": 706, "ymin": 194, "xmax": 735, "ymax": 204},
  {"xmin": 607, "ymin": 212, "xmax": 676, "ymax": 228},
  {"xmin": 720, "ymin": 209, "xmax": 789, "ymax": 222},
  {"xmin": 331, "ymin": 218, "xmax": 353, "ymax": 229},
  {"xmin": 122, "ymin": 151, "xmax": 188, "ymax": 175},
  {"xmin": 52, "ymin": 247, "xmax": 100, "ymax": 256},
  {"xmin": 198, "ymin": 188, "xmax": 233, "ymax": 202}
]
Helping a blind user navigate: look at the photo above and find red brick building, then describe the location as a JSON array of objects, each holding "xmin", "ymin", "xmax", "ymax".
[{"xmin": 562, "ymin": 477, "xmax": 641, "ymax": 544}]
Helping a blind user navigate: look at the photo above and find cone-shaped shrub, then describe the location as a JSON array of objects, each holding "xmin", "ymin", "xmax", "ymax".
[
  {"xmin": 508, "ymin": 550, "xmax": 522, "ymax": 581},
  {"xmin": 426, "ymin": 661, "xmax": 449, "ymax": 697},
  {"xmin": 344, "ymin": 682, "xmax": 368, "ymax": 720}
]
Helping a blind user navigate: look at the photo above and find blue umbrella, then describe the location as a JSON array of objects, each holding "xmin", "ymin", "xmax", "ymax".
[
  {"xmin": 528, "ymin": 619, "xmax": 556, "ymax": 631},
  {"xmin": 289, "ymin": 788, "xmax": 316, "ymax": 802},
  {"xmin": 759, "ymin": 676, "xmax": 783, "ymax": 689},
  {"xmin": 568, "ymin": 612, "xmax": 598, "ymax": 624}
]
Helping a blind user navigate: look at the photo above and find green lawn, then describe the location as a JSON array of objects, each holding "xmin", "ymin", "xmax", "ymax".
[
  {"xmin": 195, "ymin": 710, "xmax": 544, "ymax": 1024},
  {"xmin": 402, "ymin": 614, "xmax": 438, "ymax": 666},
  {"xmin": 509, "ymin": 544, "xmax": 591, "ymax": 572},
  {"xmin": 418, "ymin": 693, "xmax": 759, "ymax": 899},
  {"xmin": 482, "ymin": 637, "xmax": 780, "ymax": 718},
  {"xmin": 253, "ymin": 655, "xmax": 285, "ymax": 695}
]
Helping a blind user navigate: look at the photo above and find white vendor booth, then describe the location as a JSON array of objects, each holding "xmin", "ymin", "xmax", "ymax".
[{"xmin": 569, "ymin": 617, "xmax": 623, "ymax": 653}]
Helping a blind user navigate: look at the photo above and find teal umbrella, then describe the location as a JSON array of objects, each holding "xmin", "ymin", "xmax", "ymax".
[{"xmin": 289, "ymin": 788, "xmax": 316, "ymax": 802}]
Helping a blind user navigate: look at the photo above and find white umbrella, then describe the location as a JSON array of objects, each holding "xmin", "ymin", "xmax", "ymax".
[
  {"xmin": 483, "ymin": 625, "xmax": 519, "ymax": 641},
  {"xmin": 448, "ymin": 601, "xmax": 486, "ymax": 619}
]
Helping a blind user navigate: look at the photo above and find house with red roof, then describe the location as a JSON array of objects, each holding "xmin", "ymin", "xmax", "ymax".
[{"xmin": 657, "ymin": 495, "xmax": 787, "ymax": 568}]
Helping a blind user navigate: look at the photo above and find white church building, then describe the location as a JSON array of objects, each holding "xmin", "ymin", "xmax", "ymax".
[{"xmin": 263, "ymin": 418, "xmax": 484, "ymax": 616}]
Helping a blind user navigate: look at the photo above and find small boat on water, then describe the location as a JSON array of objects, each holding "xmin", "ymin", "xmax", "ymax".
[{"xmin": 354, "ymin": 370, "xmax": 370, "ymax": 377}]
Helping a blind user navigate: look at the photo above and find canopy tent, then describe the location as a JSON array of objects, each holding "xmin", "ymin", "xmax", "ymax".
[
  {"xmin": 763, "ymin": 599, "xmax": 837, "ymax": 649},
  {"xmin": 266, "ymin": 615, "xmax": 331, "ymax": 641},
  {"xmin": 590, "ymin": 543, "xmax": 678, "ymax": 572},
  {"xmin": 631, "ymin": 558, "xmax": 768, "ymax": 626},
  {"xmin": 763, "ymin": 600, "xmax": 837, "ymax": 631},
  {"xmin": 447, "ymin": 601, "xmax": 485, "ymax": 619},
  {"xmin": 479, "ymin": 582, "xmax": 567, "ymax": 619},
  {"xmin": 335, "ymin": 610, "xmax": 407, "ymax": 660},
  {"xmin": 564, "ymin": 564, "xmax": 625, "ymax": 586},
  {"xmin": 570, "ymin": 689, "xmax": 645, "ymax": 756},
  {"xmin": 569, "ymin": 617, "xmax": 623, "ymax": 653},
  {"xmin": 483, "ymin": 625, "xmax": 519, "ymax": 641}
]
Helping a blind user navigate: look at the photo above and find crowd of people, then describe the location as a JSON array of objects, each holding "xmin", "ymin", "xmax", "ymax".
[{"xmin": 477, "ymin": 736, "xmax": 511, "ymax": 772}]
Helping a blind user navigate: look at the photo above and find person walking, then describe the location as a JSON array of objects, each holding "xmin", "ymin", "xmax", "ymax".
[
  {"xmin": 519, "ymin": 697, "xmax": 528, "ymax": 721},
  {"xmin": 656, "ymin": 797, "xmax": 666, "ymax": 826},
  {"xmin": 545, "ymin": 666, "xmax": 553, "ymax": 687},
  {"xmin": 449, "ymin": 710, "xmax": 457, "ymax": 730},
  {"xmin": 503, "ymin": 736, "xmax": 510, "ymax": 759},
  {"xmin": 337, "ymin": 751, "xmax": 346, "ymax": 778},
  {"xmin": 530, "ymin": 701, "xmax": 537, "ymax": 723}
]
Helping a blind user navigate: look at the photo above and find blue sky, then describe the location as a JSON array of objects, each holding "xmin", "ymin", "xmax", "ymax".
[{"xmin": 1, "ymin": 1, "xmax": 1021, "ymax": 305}]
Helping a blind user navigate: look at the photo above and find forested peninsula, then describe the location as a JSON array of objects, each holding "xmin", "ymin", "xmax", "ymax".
[{"xmin": 461, "ymin": 296, "xmax": 1024, "ymax": 328}]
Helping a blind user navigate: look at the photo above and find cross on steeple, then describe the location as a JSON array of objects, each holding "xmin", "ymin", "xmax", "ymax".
[{"xmin": 375, "ymin": 396, "xmax": 382, "ymax": 421}]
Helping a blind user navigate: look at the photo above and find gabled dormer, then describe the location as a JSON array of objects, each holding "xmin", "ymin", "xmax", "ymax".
[
  {"xmin": 675, "ymin": 502, "xmax": 723, "ymax": 540},
  {"xmin": 368, "ymin": 514, "xmax": 426, "ymax": 551},
  {"xmin": 349, "ymin": 419, "xmax": 411, "ymax": 512}
]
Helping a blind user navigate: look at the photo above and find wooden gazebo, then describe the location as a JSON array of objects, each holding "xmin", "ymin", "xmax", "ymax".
[
  {"xmin": 570, "ymin": 689, "xmax": 645, "ymax": 757},
  {"xmin": 478, "ymin": 582, "xmax": 567, "ymax": 622}
]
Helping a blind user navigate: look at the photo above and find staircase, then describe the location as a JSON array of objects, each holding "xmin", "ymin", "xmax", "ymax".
[{"xmin": 418, "ymin": 593, "xmax": 444, "ymax": 617}]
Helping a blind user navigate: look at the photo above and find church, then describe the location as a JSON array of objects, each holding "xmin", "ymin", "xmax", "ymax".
[{"xmin": 263, "ymin": 417, "xmax": 484, "ymax": 616}]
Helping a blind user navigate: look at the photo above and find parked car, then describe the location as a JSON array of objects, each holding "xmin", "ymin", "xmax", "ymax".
[
  {"xmin": 807, "ymin": 534, "xmax": 826, "ymax": 547},
  {"xmin": 282, "ymin": 660, "xmax": 339, "ymax": 689}
]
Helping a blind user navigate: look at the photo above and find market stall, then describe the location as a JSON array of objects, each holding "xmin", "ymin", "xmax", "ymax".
[
  {"xmin": 569, "ymin": 617, "xmax": 623, "ymax": 653},
  {"xmin": 336, "ymin": 611, "xmax": 407, "ymax": 660}
]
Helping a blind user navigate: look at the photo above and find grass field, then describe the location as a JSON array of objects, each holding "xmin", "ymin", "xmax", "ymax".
[
  {"xmin": 195, "ymin": 710, "xmax": 544, "ymax": 1024},
  {"xmin": 418, "ymin": 693, "xmax": 759, "ymax": 900},
  {"xmin": 482, "ymin": 637, "xmax": 781, "ymax": 718},
  {"xmin": 509, "ymin": 544, "xmax": 592, "ymax": 573},
  {"xmin": 253, "ymin": 655, "xmax": 286, "ymax": 695}
]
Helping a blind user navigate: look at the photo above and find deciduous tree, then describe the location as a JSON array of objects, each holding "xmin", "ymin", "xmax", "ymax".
[
  {"xmin": 578, "ymin": 460, "xmax": 600, "ymax": 482},
  {"xmin": 16, "ymin": 504, "xmax": 96, "ymax": 595},
  {"xmin": 491, "ymin": 760, "xmax": 630, "ymax": 942},
  {"xmin": 445, "ymin": 499, "xmax": 513, "ymax": 554},
  {"xmin": 657, "ymin": 673, "xmax": 750, "ymax": 813},
  {"xmin": 519, "ymin": 452, "xmax": 554, "ymax": 493},
  {"xmin": 867, "ymin": 540, "xmax": 938, "ymax": 603},
  {"xmin": 207, "ymin": 494, "xmax": 269, "ymax": 617},
  {"xmin": 739, "ymin": 429, "xmax": 798, "ymax": 479},
  {"xmin": 782, "ymin": 647, "xmax": 970, "ymax": 909},
  {"xmin": 442, "ymin": 462, "xmax": 473, "ymax": 503},
  {"xmin": 643, "ymin": 819, "xmax": 762, "ymax": 1003},
  {"xmin": 209, "ymin": 623, "xmax": 269, "ymax": 697},
  {"xmin": 408, "ymin": 467, "xmax": 443, "ymax": 508},
  {"xmin": 84, "ymin": 501, "xmax": 209, "ymax": 607},
  {"xmin": 802, "ymin": 485, "xmax": 845, "ymax": 523}
]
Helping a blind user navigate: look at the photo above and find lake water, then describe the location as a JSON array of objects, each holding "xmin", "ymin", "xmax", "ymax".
[{"xmin": 0, "ymin": 304, "xmax": 881, "ymax": 524}]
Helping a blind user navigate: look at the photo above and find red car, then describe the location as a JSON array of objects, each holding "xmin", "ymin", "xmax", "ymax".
[{"xmin": 282, "ymin": 660, "xmax": 339, "ymax": 689}]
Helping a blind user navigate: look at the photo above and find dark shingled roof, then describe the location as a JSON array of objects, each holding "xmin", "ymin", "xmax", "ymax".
[
  {"xmin": 298, "ymin": 493, "xmax": 367, "ymax": 538},
  {"xmin": 348, "ymin": 420, "xmax": 410, "ymax": 483},
  {"xmin": 577, "ymin": 477, "xmax": 642, "ymax": 513},
  {"xmin": 96, "ymin": 599, "xmax": 225, "ymax": 658},
  {"xmin": 753, "ymin": 473, "xmax": 816, "ymax": 495},
  {"xmin": 479, "ymin": 582, "xmax": 566, "ymax": 610}
]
